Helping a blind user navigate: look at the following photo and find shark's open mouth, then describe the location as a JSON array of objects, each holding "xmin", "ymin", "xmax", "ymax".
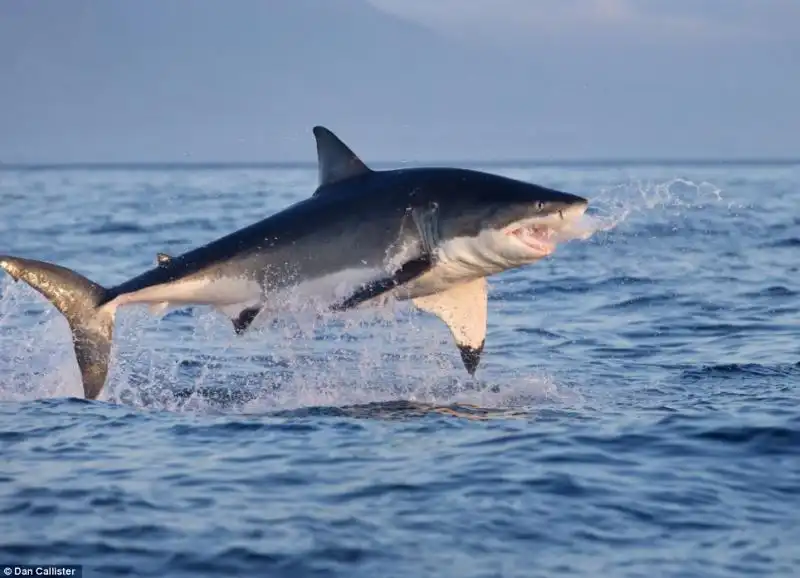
[{"xmin": 508, "ymin": 224, "xmax": 557, "ymax": 255}]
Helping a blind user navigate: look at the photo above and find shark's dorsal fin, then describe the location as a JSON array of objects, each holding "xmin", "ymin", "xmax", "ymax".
[
  {"xmin": 313, "ymin": 126, "xmax": 371, "ymax": 189},
  {"xmin": 412, "ymin": 278, "xmax": 488, "ymax": 376},
  {"xmin": 156, "ymin": 253, "xmax": 172, "ymax": 267}
]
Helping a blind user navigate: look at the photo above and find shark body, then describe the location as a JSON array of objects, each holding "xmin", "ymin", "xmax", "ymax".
[{"xmin": 0, "ymin": 126, "xmax": 588, "ymax": 399}]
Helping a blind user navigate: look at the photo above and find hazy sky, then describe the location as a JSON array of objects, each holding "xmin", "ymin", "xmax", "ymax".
[
  {"xmin": 372, "ymin": 0, "xmax": 800, "ymax": 44},
  {"xmin": 1, "ymin": 0, "xmax": 798, "ymax": 163}
]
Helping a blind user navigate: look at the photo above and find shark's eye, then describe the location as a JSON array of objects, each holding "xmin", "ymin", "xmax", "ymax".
[{"xmin": 537, "ymin": 201, "xmax": 545, "ymax": 210}]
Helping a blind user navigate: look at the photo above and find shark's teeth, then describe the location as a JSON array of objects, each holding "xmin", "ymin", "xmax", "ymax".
[{"xmin": 508, "ymin": 225, "xmax": 556, "ymax": 254}]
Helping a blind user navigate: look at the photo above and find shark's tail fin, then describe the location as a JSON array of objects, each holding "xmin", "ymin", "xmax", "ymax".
[{"xmin": 0, "ymin": 255, "xmax": 114, "ymax": 400}]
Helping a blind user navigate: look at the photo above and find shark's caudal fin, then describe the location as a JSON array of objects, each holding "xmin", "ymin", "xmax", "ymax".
[
  {"xmin": 412, "ymin": 278, "xmax": 488, "ymax": 376},
  {"xmin": 0, "ymin": 255, "xmax": 113, "ymax": 400}
]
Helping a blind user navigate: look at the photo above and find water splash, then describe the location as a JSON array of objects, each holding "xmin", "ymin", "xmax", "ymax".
[
  {"xmin": 106, "ymin": 303, "xmax": 578, "ymax": 416},
  {"xmin": 0, "ymin": 176, "xmax": 725, "ymax": 414},
  {"xmin": 0, "ymin": 276, "xmax": 574, "ymax": 416},
  {"xmin": 0, "ymin": 279, "xmax": 84, "ymax": 400},
  {"xmin": 551, "ymin": 177, "xmax": 728, "ymax": 247},
  {"xmin": 595, "ymin": 177, "xmax": 723, "ymax": 225}
]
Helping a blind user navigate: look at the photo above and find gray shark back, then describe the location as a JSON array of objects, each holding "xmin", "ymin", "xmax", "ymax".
[{"xmin": 106, "ymin": 185, "xmax": 408, "ymax": 301}]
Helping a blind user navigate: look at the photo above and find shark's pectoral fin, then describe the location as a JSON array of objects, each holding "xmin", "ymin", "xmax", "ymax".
[
  {"xmin": 330, "ymin": 256, "xmax": 433, "ymax": 312},
  {"xmin": 412, "ymin": 278, "xmax": 488, "ymax": 376}
]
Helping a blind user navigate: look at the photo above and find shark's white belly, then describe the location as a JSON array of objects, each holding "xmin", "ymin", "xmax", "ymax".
[
  {"xmin": 101, "ymin": 276, "xmax": 263, "ymax": 317},
  {"xmin": 99, "ymin": 230, "xmax": 513, "ymax": 322},
  {"xmin": 260, "ymin": 267, "xmax": 384, "ymax": 313}
]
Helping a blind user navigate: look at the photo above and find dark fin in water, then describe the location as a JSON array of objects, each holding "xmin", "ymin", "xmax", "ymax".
[
  {"xmin": 312, "ymin": 126, "xmax": 372, "ymax": 191},
  {"xmin": 457, "ymin": 343, "xmax": 484, "ymax": 376},
  {"xmin": 413, "ymin": 278, "xmax": 488, "ymax": 376},
  {"xmin": 330, "ymin": 256, "xmax": 433, "ymax": 312},
  {"xmin": 156, "ymin": 253, "xmax": 172, "ymax": 267},
  {"xmin": 232, "ymin": 306, "xmax": 262, "ymax": 335},
  {"xmin": 214, "ymin": 304, "xmax": 264, "ymax": 335},
  {"xmin": 0, "ymin": 255, "xmax": 114, "ymax": 400}
]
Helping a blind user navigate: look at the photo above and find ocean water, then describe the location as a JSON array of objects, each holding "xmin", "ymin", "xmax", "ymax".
[{"xmin": 0, "ymin": 161, "xmax": 798, "ymax": 577}]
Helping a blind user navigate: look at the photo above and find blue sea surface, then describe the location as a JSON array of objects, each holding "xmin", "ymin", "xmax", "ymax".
[{"xmin": 0, "ymin": 162, "xmax": 798, "ymax": 577}]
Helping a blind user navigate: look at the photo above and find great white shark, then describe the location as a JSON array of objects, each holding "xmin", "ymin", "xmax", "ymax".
[{"xmin": 0, "ymin": 126, "xmax": 588, "ymax": 400}]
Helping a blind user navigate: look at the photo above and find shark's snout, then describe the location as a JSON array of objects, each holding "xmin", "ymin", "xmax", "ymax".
[
  {"xmin": 527, "ymin": 190, "xmax": 588, "ymax": 226},
  {"xmin": 498, "ymin": 191, "xmax": 589, "ymax": 258},
  {"xmin": 559, "ymin": 195, "xmax": 589, "ymax": 220}
]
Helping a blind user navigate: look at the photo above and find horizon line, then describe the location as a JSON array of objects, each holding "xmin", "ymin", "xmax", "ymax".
[{"xmin": 1, "ymin": 157, "xmax": 798, "ymax": 171}]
